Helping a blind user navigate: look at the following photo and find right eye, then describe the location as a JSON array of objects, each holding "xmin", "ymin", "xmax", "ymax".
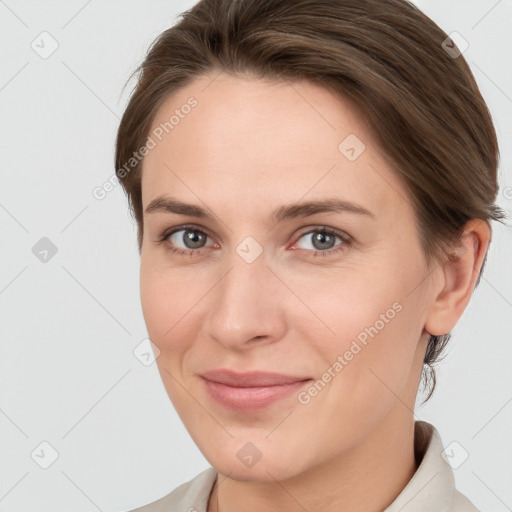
[{"xmin": 157, "ymin": 225, "xmax": 219, "ymax": 257}]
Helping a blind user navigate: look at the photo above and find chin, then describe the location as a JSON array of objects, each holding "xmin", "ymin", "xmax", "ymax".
[
  {"xmin": 211, "ymin": 458, "xmax": 305, "ymax": 482},
  {"xmin": 200, "ymin": 438, "xmax": 311, "ymax": 482}
]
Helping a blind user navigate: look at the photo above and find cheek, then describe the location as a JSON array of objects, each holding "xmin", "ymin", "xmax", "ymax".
[
  {"xmin": 289, "ymin": 263, "xmax": 423, "ymax": 395},
  {"xmin": 140, "ymin": 263, "xmax": 192, "ymax": 346},
  {"xmin": 295, "ymin": 302, "xmax": 418, "ymax": 449},
  {"xmin": 139, "ymin": 264, "xmax": 167, "ymax": 341},
  {"xmin": 139, "ymin": 266, "xmax": 204, "ymax": 408},
  {"xmin": 300, "ymin": 287, "xmax": 411, "ymax": 383},
  {"xmin": 139, "ymin": 260, "xmax": 218, "ymax": 363}
]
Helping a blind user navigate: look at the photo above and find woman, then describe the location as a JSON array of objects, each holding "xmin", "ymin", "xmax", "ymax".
[{"xmin": 114, "ymin": 0, "xmax": 507, "ymax": 510}]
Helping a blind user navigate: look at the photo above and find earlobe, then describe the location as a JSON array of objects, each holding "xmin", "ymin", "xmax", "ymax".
[{"xmin": 424, "ymin": 219, "xmax": 491, "ymax": 336}]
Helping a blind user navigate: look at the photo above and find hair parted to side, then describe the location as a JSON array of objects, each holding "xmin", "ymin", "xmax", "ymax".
[{"xmin": 115, "ymin": 0, "xmax": 508, "ymax": 403}]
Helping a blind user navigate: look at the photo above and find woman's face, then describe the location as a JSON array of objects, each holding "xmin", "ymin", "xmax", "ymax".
[{"xmin": 139, "ymin": 72, "xmax": 436, "ymax": 480}]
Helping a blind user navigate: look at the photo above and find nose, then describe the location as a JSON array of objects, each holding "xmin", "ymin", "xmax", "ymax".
[{"xmin": 204, "ymin": 250, "xmax": 287, "ymax": 351}]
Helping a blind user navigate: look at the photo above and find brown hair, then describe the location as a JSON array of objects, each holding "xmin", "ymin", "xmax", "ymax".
[{"xmin": 114, "ymin": 0, "xmax": 508, "ymax": 403}]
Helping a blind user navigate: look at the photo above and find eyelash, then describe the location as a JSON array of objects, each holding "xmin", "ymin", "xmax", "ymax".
[{"xmin": 156, "ymin": 224, "xmax": 352, "ymax": 259}]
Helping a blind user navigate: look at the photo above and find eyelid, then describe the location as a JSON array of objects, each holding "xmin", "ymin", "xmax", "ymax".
[
  {"xmin": 158, "ymin": 224, "xmax": 217, "ymax": 246},
  {"xmin": 158, "ymin": 223, "xmax": 351, "ymax": 241}
]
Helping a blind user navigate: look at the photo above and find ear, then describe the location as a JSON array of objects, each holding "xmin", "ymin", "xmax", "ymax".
[{"xmin": 424, "ymin": 219, "xmax": 491, "ymax": 336}]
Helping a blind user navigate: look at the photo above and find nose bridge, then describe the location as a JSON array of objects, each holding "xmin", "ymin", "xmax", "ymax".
[{"xmin": 205, "ymin": 246, "xmax": 285, "ymax": 348}]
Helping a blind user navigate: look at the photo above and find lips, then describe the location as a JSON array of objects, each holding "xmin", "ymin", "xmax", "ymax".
[
  {"xmin": 200, "ymin": 369, "xmax": 311, "ymax": 387},
  {"xmin": 200, "ymin": 369, "xmax": 313, "ymax": 412}
]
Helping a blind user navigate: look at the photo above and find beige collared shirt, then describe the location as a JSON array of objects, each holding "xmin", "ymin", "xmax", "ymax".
[{"xmin": 129, "ymin": 420, "xmax": 481, "ymax": 512}]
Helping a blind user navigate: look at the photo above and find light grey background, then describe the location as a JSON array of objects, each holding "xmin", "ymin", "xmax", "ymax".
[{"xmin": 0, "ymin": 1, "xmax": 511, "ymax": 511}]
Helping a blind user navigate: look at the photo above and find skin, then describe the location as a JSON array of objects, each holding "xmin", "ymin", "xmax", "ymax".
[{"xmin": 139, "ymin": 71, "xmax": 490, "ymax": 512}]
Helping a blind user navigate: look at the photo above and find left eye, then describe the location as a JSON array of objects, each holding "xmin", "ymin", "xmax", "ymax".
[{"xmin": 293, "ymin": 228, "xmax": 345, "ymax": 252}]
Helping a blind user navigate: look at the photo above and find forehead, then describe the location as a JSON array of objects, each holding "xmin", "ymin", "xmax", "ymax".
[{"xmin": 141, "ymin": 73, "xmax": 411, "ymax": 220}]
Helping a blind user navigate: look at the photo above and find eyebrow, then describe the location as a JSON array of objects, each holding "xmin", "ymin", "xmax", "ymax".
[{"xmin": 144, "ymin": 195, "xmax": 375, "ymax": 223}]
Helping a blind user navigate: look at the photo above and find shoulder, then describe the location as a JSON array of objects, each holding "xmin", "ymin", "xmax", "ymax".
[
  {"xmin": 450, "ymin": 489, "xmax": 482, "ymax": 512},
  {"xmin": 128, "ymin": 467, "xmax": 218, "ymax": 512}
]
